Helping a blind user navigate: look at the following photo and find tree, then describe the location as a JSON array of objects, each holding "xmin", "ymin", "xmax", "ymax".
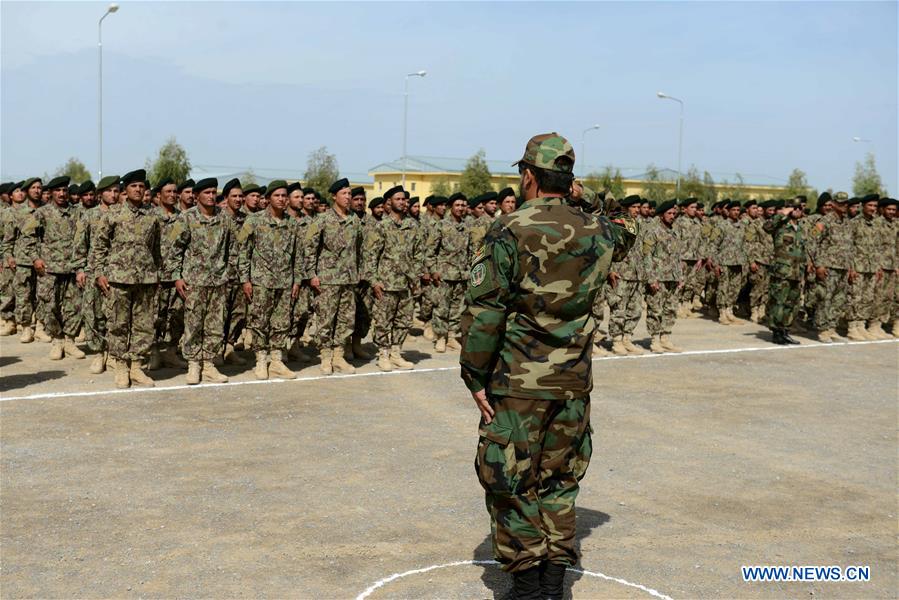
[
  {"xmin": 146, "ymin": 137, "xmax": 191, "ymax": 186},
  {"xmin": 430, "ymin": 178, "xmax": 454, "ymax": 197},
  {"xmin": 679, "ymin": 165, "xmax": 706, "ymax": 200},
  {"xmin": 784, "ymin": 168, "xmax": 813, "ymax": 199},
  {"xmin": 585, "ymin": 166, "xmax": 625, "ymax": 199},
  {"xmin": 641, "ymin": 164, "xmax": 671, "ymax": 202},
  {"xmin": 459, "ymin": 149, "xmax": 494, "ymax": 198},
  {"xmin": 242, "ymin": 168, "xmax": 258, "ymax": 187},
  {"xmin": 852, "ymin": 152, "xmax": 887, "ymax": 197},
  {"xmin": 53, "ymin": 157, "xmax": 91, "ymax": 183},
  {"xmin": 303, "ymin": 146, "xmax": 339, "ymax": 194},
  {"xmin": 701, "ymin": 171, "xmax": 717, "ymax": 204}
]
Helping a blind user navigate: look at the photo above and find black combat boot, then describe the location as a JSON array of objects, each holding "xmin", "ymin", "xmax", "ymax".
[
  {"xmin": 503, "ymin": 566, "xmax": 543, "ymax": 600},
  {"xmin": 540, "ymin": 562, "xmax": 568, "ymax": 600},
  {"xmin": 771, "ymin": 329, "xmax": 788, "ymax": 345},
  {"xmin": 781, "ymin": 329, "xmax": 800, "ymax": 345}
]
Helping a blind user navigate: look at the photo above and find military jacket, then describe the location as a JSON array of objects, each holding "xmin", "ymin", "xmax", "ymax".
[
  {"xmin": 642, "ymin": 220, "xmax": 684, "ymax": 283},
  {"xmin": 0, "ymin": 203, "xmax": 18, "ymax": 261},
  {"xmin": 714, "ymin": 219, "xmax": 748, "ymax": 266},
  {"xmin": 361, "ymin": 215, "xmax": 424, "ymax": 291},
  {"xmin": 288, "ymin": 213, "xmax": 312, "ymax": 284},
  {"xmin": 877, "ymin": 217, "xmax": 897, "ymax": 271},
  {"xmin": 610, "ymin": 220, "xmax": 646, "ymax": 281},
  {"xmin": 467, "ymin": 214, "xmax": 492, "ymax": 251},
  {"xmin": 425, "ymin": 216, "xmax": 471, "ymax": 281},
  {"xmin": 238, "ymin": 210, "xmax": 301, "ymax": 289},
  {"xmin": 764, "ymin": 215, "xmax": 806, "ymax": 281},
  {"xmin": 809, "ymin": 212, "xmax": 851, "ymax": 270},
  {"xmin": 166, "ymin": 206, "xmax": 238, "ymax": 287},
  {"xmin": 20, "ymin": 202, "xmax": 79, "ymax": 274},
  {"xmin": 744, "ymin": 217, "xmax": 774, "ymax": 265},
  {"xmin": 848, "ymin": 214, "xmax": 881, "ymax": 273},
  {"xmin": 700, "ymin": 215, "xmax": 724, "ymax": 259},
  {"xmin": 673, "ymin": 216, "xmax": 703, "ymax": 261},
  {"xmin": 91, "ymin": 201, "xmax": 162, "ymax": 285},
  {"xmin": 71, "ymin": 205, "xmax": 108, "ymax": 275},
  {"xmin": 2, "ymin": 203, "xmax": 39, "ymax": 265},
  {"xmin": 303, "ymin": 208, "xmax": 362, "ymax": 286},
  {"xmin": 460, "ymin": 197, "xmax": 636, "ymax": 400},
  {"xmin": 155, "ymin": 206, "xmax": 181, "ymax": 282}
]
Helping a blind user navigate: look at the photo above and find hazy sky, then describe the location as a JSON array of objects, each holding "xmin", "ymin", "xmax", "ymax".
[{"xmin": 2, "ymin": 1, "xmax": 896, "ymax": 193}]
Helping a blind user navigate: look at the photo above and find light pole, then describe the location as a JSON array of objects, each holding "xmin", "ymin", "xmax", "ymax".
[
  {"xmin": 581, "ymin": 124, "xmax": 600, "ymax": 176},
  {"xmin": 98, "ymin": 3, "xmax": 119, "ymax": 180},
  {"xmin": 402, "ymin": 70, "xmax": 427, "ymax": 186},
  {"xmin": 657, "ymin": 91, "xmax": 684, "ymax": 196},
  {"xmin": 852, "ymin": 136, "xmax": 872, "ymax": 143}
]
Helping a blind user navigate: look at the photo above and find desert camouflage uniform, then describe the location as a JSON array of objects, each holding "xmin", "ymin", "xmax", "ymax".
[
  {"xmin": 224, "ymin": 208, "xmax": 248, "ymax": 347},
  {"xmin": 0, "ymin": 203, "xmax": 17, "ymax": 322},
  {"xmin": 417, "ymin": 211, "xmax": 442, "ymax": 323},
  {"xmin": 744, "ymin": 215, "xmax": 774, "ymax": 312},
  {"xmin": 460, "ymin": 193, "xmax": 635, "ymax": 574},
  {"xmin": 72, "ymin": 205, "xmax": 110, "ymax": 352},
  {"xmin": 714, "ymin": 218, "xmax": 747, "ymax": 312},
  {"xmin": 607, "ymin": 220, "xmax": 647, "ymax": 338},
  {"xmin": 846, "ymin": 212, "xmax": 881, "ymax": 323},
  {"xmin": 808, "ymin": 212, "xmax": 852, "ymax": 332},
  {"xmin": 674, "ymin": 213, "xmax": 705, "ymax": 304},
  {"xmin": 874, "ymin": 215, "xmax": 897, "ymax": 324},
  {"xmin": 800, "ymin": 212, "xmax": 825, "ymax": 316},
  {"xmin": 426, "ymin": 215, "xmax": 471, "ymax": 337},
  {"xmin": 288, "ymin": 213, "xmax": 313, "ymax": 341},
  {"xmin": 467, "ymin": 214, "xmax": 492, "ymax": 252},
  {"xmin": 154, "ymin": 206, "xmax": 184, "ymax": 350},
  {"xmin": 701, "ymin": 214, "xmax": 724, "ymax": 306},
  {"xmin": 642, "ymin": 218, "xmax": 684, "ymax": 335},
  {"xmin": 303, "ymin": 208, "xmax": 362, "ymax": 350},
  {"xmin": 764, "ymin": 214, "xmax": 807, "ymax": 330},
  {"xmin": 4, "ymin": 203, "xmax": 40, "ymax": 327}
]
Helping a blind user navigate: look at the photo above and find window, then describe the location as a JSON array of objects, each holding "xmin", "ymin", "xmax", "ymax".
[{"xmin": 411, "ymin": 182, "xmax": 416, "ymax": 191}]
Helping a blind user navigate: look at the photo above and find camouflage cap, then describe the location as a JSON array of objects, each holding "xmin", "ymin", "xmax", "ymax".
[
  {"xmin": 833, "ymin": 191, "xmax": 849, "ymax": 203},
  {"xmin": 512, "ymin": 132, "xmax": 575, "ymax": 173}
]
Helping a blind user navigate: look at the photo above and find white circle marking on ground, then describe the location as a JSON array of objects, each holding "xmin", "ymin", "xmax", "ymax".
[{"xmin": 355, "ymin": 559, "xmax": 674, "ymax": 600}]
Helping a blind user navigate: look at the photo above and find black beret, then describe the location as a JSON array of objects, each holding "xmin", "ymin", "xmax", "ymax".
[
  {"xmin": 193, "ymin": 178, "xmax": 218, "ymax": 194},
  {"xmin": 11, "ymin": 181, "xmax": 24, "ymax": 191},
  {"xmin": 795, "ymin": 195, "xmax": 807, "ymax": 203},
  {"xmin": 678, "ymin": 197, "xmax": 698, "ymax": 207},
  {"xmin": 258, "ymin": 185, "xmax": 268, "ymax": 196},
  {"xmin": 861, "ymin": 193, "xmax": 880, "ymax": 204},
  {"xmin": 368, "ymin": 197, "xmax": 385, "ymax": 210},
  {"xmin": 96, "ymin": 175, "xmax": 119, "ymax": 191},
  {"xmin": 410, "ymin": 196, "xmax": 419, "ymax": 203},
  {"xmin": 847, "ymin": 197, "xmax": 861, "ymax": 206},
  {"xmin": 350, "ymin": 186, "xmax": 366, "ymax": 197},
  {"xmin": 328, "ymin": 178, "xmax": 350, "ymax": 195},
  {"xmin": 144, "ymin": 180, "xmax": 151, "ymax": 190},
  {"xmin": 647, "ymin": 200, "xmax": 657, "ymax": 209},
  {"xmin": 430, "ymin": 195, "xmax": 449, "ymax": 206},
  {"xmin": 655, "ymin": 199, "xmax": 677, "ymax": 215},
  {"xmin": 266, "ymin": 180, "xmax": 287, "ymax": 197},
  {"xmin": 286, "ymin": 182, "xmax": 303, "ymax": 195},
  {"xmin": 468, "ymin": 194, "xmax": 487, "ymax": 209},
  {"xmin": 242, "ymin": 184, "xmax": 261, "ymax": 196},
  {"xmin": 222, "ymin": 178, "xmax": 241, "ymax": 196},
  {"xmin": 877, "ymin": 197, "xmax": 898, "ymax": 208},
  {"xmin": 78, "ymin": 180, "xmax": 96, "ymax": 194},
  {"xmin": 177, "ymin": 179, "xmax": 195, "ymax": 192},
  {"xmin": 68, "ymin": 183, "xmax": 80, "ymax": 195},
  {"xmin": 0, "ymin": 182, "xmax": 11, "ymax": 195},
  {"xmin": 216, "ymin": 194, "xmax": 223, "ymax": 203},
  {"xmin": 154, "ymin": 177, "xmax": 174, "ymax": 193},
  {"xmin": 743, "ymin": 199, "xmax": 757, "ymax": 208},
  {"xmin": 817, "ymin": 191, "xmax": 832, "ymax": 204},
  {"xmin": 449, "ymin": 192, "xmax": 467, "ymax": 203},
  {"xmin": 621, "ymin": 194, "xmax": 642, "ymax": 207},
  {"xmin": 497, "ymin": 187, "xmax": 515, "ymax": 201},
  {"xmin": 728, "ymin": 201, "xmax": 742, "ymax": 209},
  {"xmin": 481, "ymin": 191, "xmax": 498, "ymax": 202},
  {"xmin": 697, "ymin": 202, "xmax": 705, "ymax": 209},
  {"xmin": 383, "ymin": 185, "xmax": 405, "ymax": 199},
  {"xmin": 403, "ymin": 190, "xmax": 411, "ymax": 199},
  {"xmin": 303, "ymin": 187, "xmax": 317, "ymax": 195},
  {"xmin": 758, "ymin": 200, "xmax": 772, "ymax": 209},
  {"xmin": 424, "ymin": 195, "xmax": 435, "ymax": 205},
  {"xmin": 46, "ymin": 175, "xmax": 71, "ymax": 190},
  {"xmin": 314, "ymin": 190, "xmax": 322, "ymax": 200},
  {"xmin": 774, "ymin": 199, "xmax": 786, "ymax": 209}
]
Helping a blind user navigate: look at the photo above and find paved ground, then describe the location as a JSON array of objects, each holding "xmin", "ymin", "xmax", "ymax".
[{"xmin": 1, "ymin": 315, "xmax": 897, "ymax": 599}]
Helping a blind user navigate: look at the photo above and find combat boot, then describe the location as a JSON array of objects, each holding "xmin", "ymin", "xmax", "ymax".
[
  {"xmin": 186, "ymin": 361, "xmax": 202, "ymax": 385},
  {"xmin": 352, "ymin": 336, "xmax": 374, "ymax": 360},
  {"xmin": 846, "ymin": 321, "xmax": 868, "ymax": 342},
  {"xmin": 660, "ymin": 334, "xmax": 683, "ymax": 353},
  {"xmin": 891, "ymin": 319, "xmax": 899, "ymax": 337},
  {"xmin": 129, "ymin": 360, "xmax": 155, "ymax": 387},
  {"xmin": 201, "ymin": 360, "xmax": 229, "ymax": 383},
  {"xmin": 18, "ymin": 325, "xmax": 34, "ymax": 344},
  {"xmin": 771, "ymin": 329, "xmax": 788, "ymax": 345},
  {"xmin": 331, "ymin": 346, "xmax": 356, "ymax": 374},
  {"xmin": 376, "ymin": 348, "xmax": 393, "ymax": 372},
  {"xmin": 750, "ymin": 307, "xmax": 760, "ymax": 323},
  {"xmin": 161, "ymin": 345, "xmax": 187, "ymax": 368},
  {"xmin": 718, "ymin": 309, "xmax": 731, "ymax": 325},
  {"xmin": 268, "ymin": 350, "xmax": 296, "ymax": 379},
  {"xmin": 286, "ymin": 340, "xmax": 306, "ymax": 363},
  {"xmin": 727, "ymin": 308, "xmax": 744, "ymax": 324},
  {"xmin": 540, "ymin": 562, "xmax": 568, "ymax": 600},
  {"xmin": 89, "ymin": 352, "xmax": 108, "ymax": 374},
  {"xmin": 0, "ymin": 319, "xmax": 16, "ymax": 336},
  {"xmin": 649, "ymin": 334, "xmax": 666, "ymax": 354},
  {"xmin": 113, "ymin": 358, "xmax": 130, "ymax": 389},
  {"xmin": 592, "ymin": 342, "xmax": 611, "ymax": 357},
  {"xmin": 503, "ymin": 566, "xmax": 542, "ymax": 600},
  {"xmin": 224, "ymin": 343, "xmax": 248, "ymax": 365},
  {"xmin": 319, "ymin": 348, "xmax": 333, "ymax": 375},
  {"xmin": 64, "ymin": 336, "xmax": 86, "ymax": 359},
  {"xmin": 434, "ymin": 336, "xmax": 447, "ymax": 353},
  {"xmin": 622, "ymin": 335, "xmax": 647, "ymax": 355},
  {"xmin": 676, "ymin": 302, "xmax": 690, "ymax": 319},
  {"xmin": 389, "ymin": 345, "xmax": 414, "ymax": 370},
  {"xmin": 691, "ymin": 297, "xmax": 703, "ymax": 311},
  {"xmin": 829, "ymin": 329, "xmax": 848, "ymax": 342},
  {"xmin": 75, "ymin": 328, "xmax": 86, "ymax": 343},
  {"xmin": 254, "ymin": 351, "xmax": 269, "ymax": 380},
  {"xmin": 446, "ymin": 333, "xmax": 462, "ymax": 351},
  {"xmin": 48, "ymin": 338, "xmax": 64, "ymax": 360},
  {"xmin": 611, "ymin": 335, "xmax": 629, "ymax": 356},
  {"xmin": 147, "ymin": 344, "xmax": 162, "ymax": 370},
  {"xmin": 423, "ymin": 324, "xmax": 436, "ymax": 341},
  {"xmin": 867, "ymin": 321, "xmax": 891, "ymax": 339},
  {"xmin": 343, "ymin": 341, "xmax": 354, "ymax": 360},
  {"xmin": 782, "ymin": 329, "xmax": 800, "ymax": 345},
  {"xmin": 34, "ymin": 321, "xmax": 51, "ymax": 343},
  {"xmin": 816, "ymin": 329, "xmax": 833, "ymax": 343}
]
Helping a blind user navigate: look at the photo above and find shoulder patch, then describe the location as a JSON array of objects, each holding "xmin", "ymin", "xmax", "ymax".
[{"xmin": 470, "ymin": 262, "xmax": 487, "ymax": 287}]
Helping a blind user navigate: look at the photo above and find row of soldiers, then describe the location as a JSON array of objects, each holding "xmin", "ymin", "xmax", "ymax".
[{"xmin": 0, "ymin": 172, "xmax": 517, "ymax": 388}]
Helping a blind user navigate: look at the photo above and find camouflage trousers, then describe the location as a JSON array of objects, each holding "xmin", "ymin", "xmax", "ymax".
[
  {"xmin": 314, "ymin": 284, "xmax": 356, "ymax": 350},
  {"xmin": 813, "ymin": 268, "xmax": 848, "ymax": 331},
  {"xmin": 874, "ymin": 270, "xmax": 898, "ymax": 323},
  {"xmin": 766, "ymin": 276, "xmax": 801, "ymax": 330},
  {"xmin": 607, "ymin": 279, "xmax": 642, "ymax": 337},
  {"xmin": 353, "ymin": 285, "xmax": 372, "ymax": 339},
  {"xmin": 846, "ymin": 271, "xmax": 878, "ymax": 322},
  {"xmin": 224, "ymin": 282, "xmax": 247, "ymax": 345},
  {"xmin": 418, "ymin": 282, "xmax": 437, "ymax": 322},
  {"xmin": 182, "ymin": 285, "xmax": 226, "ymax": 361},
  {"xmin": 107, "ymin": 283, "xmax": 157, "ymax": 361},
  {"xmin": 748, "ymin": 264, "xmax": 770, "ymax": 309},
  {"xmin": 680, "ymin": 260, "xmax": 706, "ymax": 303},
  {"xmin": 0, "ymin": 266, "xmax": 14, "ymax": 320},
  {"xmin": 248, "ymin": 285, "xmax": 292, "ymax": 352},
  {"xmin": 590, "ymin": 284, "xmax": 607, "ymax": 324},
  {"xmin": 13, "ymin": 267, "xmax": 37, "ymax": 326},
  {"xmin": 155, "ymin": 283, "xmax": 185, "ymax": 347},
  {"xmin": 703, "ymin": 268, "xmax": 719, "ymax": 307},
  {"xmin": 646, "ymin": 281, "xmax": 679, "ymax": 335},
  {"xmin": 290, "ymin": 286, "xmax": 313, "ymax": 338},
  {"xmin": 82, "ymin": 281, "xmax": 108, "ymax": 352},
  {"xmin": 36, "ymin": 273, "xmax": 81, "ymax": 339},
  {"xmin": 716, "ymin": 265, "xmax": 745, "ymax": 309},
  {"xmin": 476, "ymin": 395, "xmax": 592, "ymax": 573},
  {"xmin": 372, "ymin": 289, "xmax": 414, "ymax": 349},
  {"xmin": 433, "ymin": 280, "xmax": 466, "ymax": 337}
]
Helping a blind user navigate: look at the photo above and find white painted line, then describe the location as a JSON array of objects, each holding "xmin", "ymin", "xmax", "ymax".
[
  {"xmin": 1, "ymin": 339, "xmax": 895, "ymax": 403},
  {"xmin": 355, "ymin": 559, "xmax": 674, "ymax": 600}
]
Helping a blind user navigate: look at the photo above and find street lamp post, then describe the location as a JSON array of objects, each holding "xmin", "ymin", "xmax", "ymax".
[
  {"xmin": 581, "ymin": 124, "xmax": 600, "ymax": 176},
  {"xmin": 98, "ymin": 3, "xmax": 119, "ymax": 180},
  {"xmin": 657, "ymin": 91, "xmax": 684, "ymax": 196},
  {"xmin": 402, "ymin": 70, "xmax": 427, "ymax": 186}
]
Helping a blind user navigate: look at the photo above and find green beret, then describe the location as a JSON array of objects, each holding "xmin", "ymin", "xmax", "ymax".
[
  {"xmin": 68, "ymin": 183, "xmax": 80, "ymax": 195},
  {"xmin": 328, "ymin": 178, "xmax": 350, "ymax": 195},
  {"xmin": 96, "ymin": 175, "xmax": 119, "ymax": 191},
  {"xmin": 368, "ymin": 197, "xmax": 385, "ymax": 210},
  {"xmin": 120, "ymin": 169, "xmax": 146, "ymax": 186},
  {"xmin": 46, "ymin": 175, "xmax": 70, "ymax": 190},
  {"xmin": 193, "ymin": 178, "xmax": 218, "ymax": 194},
  {"xmin": 242, "ymin": 184, "xmax": 261, "ymax": 196},
  {"xmin": 655, "ymin": 199, "xmax": 677, "ymax": 215},
  {"xmin": 265, "ymin": 180, "xmax": 287, "ymax": 197},
  {"xmin": 78, "ymin": 180, "xmax": 96, "ymax": 195},
  {"xmin": 21, "ymin": 177, "xmax": 42, "ymax": 191}
]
